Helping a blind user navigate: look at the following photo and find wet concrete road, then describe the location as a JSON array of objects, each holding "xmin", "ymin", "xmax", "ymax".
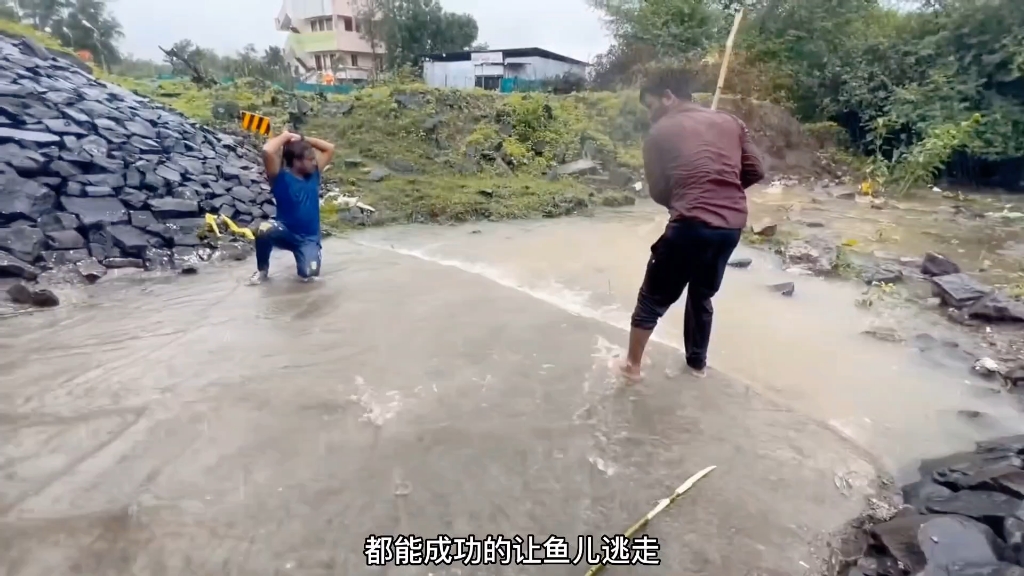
[{"xmin": 1, "ymin": 237, "xmax": 876, "ymax": 575}]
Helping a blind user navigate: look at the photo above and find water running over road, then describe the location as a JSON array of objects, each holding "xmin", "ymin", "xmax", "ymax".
[
  {"xmin": 2, "ymin": 199, "xmax": 1022, "ymax": 575},
  {"xmin": 356, "ymin": 201, "xmax": 1024, "ymax": 476}
]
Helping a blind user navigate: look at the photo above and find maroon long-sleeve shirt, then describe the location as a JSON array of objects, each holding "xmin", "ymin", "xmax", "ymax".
[{"xmin": 643, "ymin": 102, "xmax": 765, "ymax": 229}]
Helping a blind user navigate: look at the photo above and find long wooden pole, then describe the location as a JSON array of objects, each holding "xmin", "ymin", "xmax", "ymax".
[{"xmin": 711, "ymin": 8, "xmax": 744, "ymax": 111}]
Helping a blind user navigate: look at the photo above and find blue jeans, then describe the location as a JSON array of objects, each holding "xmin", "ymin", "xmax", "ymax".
[{"xmin": 254, "ymin": 221, "xmax": 322, "ymax": 278}]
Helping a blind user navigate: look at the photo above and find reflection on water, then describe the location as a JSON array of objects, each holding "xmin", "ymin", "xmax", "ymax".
[{"xmin": 356, "ymin": 197, "xmax": 1024, "ymax": 478}]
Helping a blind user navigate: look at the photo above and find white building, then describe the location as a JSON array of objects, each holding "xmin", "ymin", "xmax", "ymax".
[
  {"xmin": 275, "ymin": 0, "xmax": 384, "ymax": 83},
  {"xmin": 420, "ymin": 47, "xmax": 588, "ymax": 90}
]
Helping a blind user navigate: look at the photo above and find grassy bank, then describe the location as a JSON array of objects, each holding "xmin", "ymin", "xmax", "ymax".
[{"xmin": 102, "ymin": 78, "xmax": 649, "ymax": 227}]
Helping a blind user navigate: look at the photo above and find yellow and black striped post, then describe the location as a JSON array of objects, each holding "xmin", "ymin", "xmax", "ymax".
[{"xmin": 240, "ymin": 111, "xmax": 272, "ymax": 136}]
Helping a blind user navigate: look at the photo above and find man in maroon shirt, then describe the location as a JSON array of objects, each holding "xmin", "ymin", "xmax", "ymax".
[{"xmin": 620, "ymin": 68, "xmax": 765, "ymax": 381}]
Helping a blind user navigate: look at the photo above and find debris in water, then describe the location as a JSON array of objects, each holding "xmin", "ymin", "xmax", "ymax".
[{"xmin": 769, "ymin": 281, "xmax": 795, "ymax": 297}]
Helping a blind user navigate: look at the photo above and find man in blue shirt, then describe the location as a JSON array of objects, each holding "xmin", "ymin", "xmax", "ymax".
[{"xmin": 249, "ymin": 130, "xmax": 335, "ymax": 285}]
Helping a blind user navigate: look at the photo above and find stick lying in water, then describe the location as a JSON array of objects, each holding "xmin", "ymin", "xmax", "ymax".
[{"xmin": 584, "ymin": 465, "xmax": 717, "ymax": 576}]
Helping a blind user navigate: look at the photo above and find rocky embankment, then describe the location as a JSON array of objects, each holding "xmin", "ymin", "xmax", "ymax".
[
  {"xmin": 835, "ymin": 434, "xmax": 1024, "ymax": 576},
  {"xmin": 0, "ymin": 34, "xmax": 271, "ymax": 305}
]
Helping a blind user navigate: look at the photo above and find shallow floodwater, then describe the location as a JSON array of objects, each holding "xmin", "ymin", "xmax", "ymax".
[
  {"xmin": 2, "ymin": 193, "xmax": 1023, "ymax": 575},
  {"xmin": 356, "ymin": 198, "xmax": 1024, "ymax": 477}
]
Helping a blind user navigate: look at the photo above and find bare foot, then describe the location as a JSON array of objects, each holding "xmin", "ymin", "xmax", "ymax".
[
  {"xmin": 687, "ymin": 366, "xmax": 707, "ymax": 378},
  {"xmin": 618, "ymin": 360, "xmax": 643, "ymax": 384}
]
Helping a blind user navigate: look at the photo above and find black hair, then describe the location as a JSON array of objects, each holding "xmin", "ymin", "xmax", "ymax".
[
  {"xmin": 283, "ymin": 139, "xmax": 314, "ymax": 167},
  {"xmin": 639, "ymin": 67, "xmax": 695, "ymax": 102}
]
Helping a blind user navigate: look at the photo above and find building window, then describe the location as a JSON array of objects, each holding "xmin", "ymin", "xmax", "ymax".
[
  {"xmin": 355, "ymin": 20, "xmax": 363, "ymax": 33},
  {"xmin": 350, "ymin": 54, "xmax": 358, "ymax": 67},
  {"xmin": 340, "ymin": 16, "xmax": 353, "ymax": 32},
  {"xmin": 314, "ymin": 54, "xmax": 324, "ymax": 71},
  {"xmin": 310, "ymin": 17, "xmax": 333, "ymax": 32}
]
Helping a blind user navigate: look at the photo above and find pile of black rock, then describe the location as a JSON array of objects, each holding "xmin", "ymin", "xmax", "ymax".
[
  {"xmin": 840, "ymin": 434, "xmax": 1024, "ymax": 576},
  {"xmin": 0, "ymin": 34, "xmax": 274, "ymax": 289}
]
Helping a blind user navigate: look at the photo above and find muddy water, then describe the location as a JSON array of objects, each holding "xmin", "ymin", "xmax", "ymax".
[
  {"xmin": 4, "ymin": 189, "xmax": 1024, "ymax": 574},
  {"xmin": 2, "ymin": 228, "xmax": 879, "ymax": 575},
  {"xmin": 751, "ymin": 184, "xmax": 1024, "ymax": 286},
  {"xmin": 356, "ymin": 196, "xmax": 1024, "ymax": 478}
]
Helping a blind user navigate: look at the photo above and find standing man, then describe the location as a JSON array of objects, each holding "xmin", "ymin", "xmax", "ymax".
[
  {"xmin": 620, "ymin": 69, "xmax": 765, "ymax": 380},
  {"xmin": 249, "ymin": 130, "xmax": 335, "ymax": 285}
]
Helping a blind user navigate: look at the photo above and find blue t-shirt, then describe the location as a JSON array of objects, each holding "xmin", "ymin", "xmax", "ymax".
[{"xmin": 271, "ymin": 168, "xmax": 321, "ymax": 239}]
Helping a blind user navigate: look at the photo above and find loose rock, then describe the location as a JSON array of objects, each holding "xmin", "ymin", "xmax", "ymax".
[
  {"xmin": 0, "ymin": 35, "xmax": 272, "ymax": 286},
  {"xmin": 843, "ymin": 435, "xmax": 1024, "ymax": 575},
  {"xmin": 727, "ymin": 257, "xmax": 753, "ymax": 269},
  {"xmin": 769, "ymin": 281, "xmax": 795, "ymax": 296}
]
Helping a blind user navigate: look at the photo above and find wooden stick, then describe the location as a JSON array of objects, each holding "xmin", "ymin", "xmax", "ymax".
[
  {"xmin": 711, "ymin": 9, "xmax": 744, "ymax": 111},
  {"xmin": 583, "ymin": 465, "xmax": 717, "ymax": 576}
]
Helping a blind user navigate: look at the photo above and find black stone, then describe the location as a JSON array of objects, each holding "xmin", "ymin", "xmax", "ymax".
[
  {"xmin": 6, "ymin": 282, "xmax": 58, "ymax": 307},
  {"xmin": 229, "ymin": 185, "xmax": 256, "ymax": 203},
  {"xmin": 902, "ymin": 479, "xmax": 954, "ymax": 513},
  {"xmin": 119, "ymin": 189, "xmax": 149, "ymax": 210},
  {"xmin": 0, "ymin": 175, "xmax": 56, "ymax": 224},
  {"xmin": 129, "ymin": 211, "xmax": 158, "ymax": 228},
  {"xmin": 36, "ymin": 212, "xmax": 81, "ymax": 233},
  {"xmin": 0, "ymin": 126, "xmax": 61, "ymax": 144},
  {"xmin": 933, "ymin": 459, "xmax": 1024, "ymax": 493},
  {"xmin": 125, "ymin": 168, "xmax": 142, "ymax": 188},
  {"xmin": 40, "ymin": 248, "xmax": 89, "ymax": 267},
  {"xmin": 155, "ymin": 165, "xmax": 182, "ymax": 184},
  {"xmin": 141, "ymin": 169, "xmax": 166, "ymax": 191},
  {"xmin": 60, "ymin": 196, "xmax": 129, "ymax": 227},
  {"xmin": 923, "ymin": 491, "xmax": 1024, "ymax": 533},
  {"xmin": 0, "ymin": 251, "xmax": 40, "ymax": 280},
  {"xmin": 75, "ymin": 257, "xmax": 107, "ymax": 283},
  {"xmin": 40, "ymin": 118, "xmax": 88, "ymax": 135},
  {"xmin": 102, "ymin": 257, "xmax": 144, "ymax": 269},
  {"xmin": 932, "ymin": 273, "xmax": 991, "ymax": 308},
  {"xmin": 0, "ymin": 226, "xmax": 46, "ymax": 262},
  {"xmin": 0, "ymin": 143, "xmax": 46, "ymax": 174},
  {"xmin": 65, "ymin": 181, "xmax": 85, "ymax": 197},
  {"xmin": 107, "ymin": 225, "xmax": 153, "ymax": 257},
  {"xmin": 75, "ymin": 100, "xmax": 118, "ymax": 120},
  {"xmin": 871, "ymin": 514, "xmax": 930, "ymax": 573},
  {"xmin": 33, "ymin": 176, "xmax": 62, "ymax": 189},
  {"xmin": 45, "ymin": 229, "xmax": 86, "ymax": 250},
  {"xmin": 0, "ymin": 81, "xmax": 29, "ymax": 96},
  {"xmin": 918, "ymin": 515, "xmax": 1004, "ymax": 568},
  {"xmin": 124, "ymin": 120, "xmax": 157, "ymax": 139},
  {"xmin": 70, "ymin": 173, "xmax": 125, "ymax": 189},
  {"xmin": 84, "ymin": 186, "xmax": 115, "ymax": 197},
  {"xmin": 48, "ymin": 160, "xmax": 82, "ymax": 178},
  {"xmin": 147, "ymin": 197, "xmax": 200, "ymax": 219},
  {"xmin": 171, "ymin": 187, "xmax": 199, "ymax": 202},
  {"xmin": 129, "ymin": 136, "xmax": 161, "ymax": 152},
  {"xmin": 923, "ymin": 252, "xmax": 962, "ymax": 277}
]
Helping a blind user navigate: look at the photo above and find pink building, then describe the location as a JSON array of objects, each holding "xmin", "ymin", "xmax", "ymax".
[{"xmin": 275, "ymin": 0, "xmax": 384, "ymax": 82}]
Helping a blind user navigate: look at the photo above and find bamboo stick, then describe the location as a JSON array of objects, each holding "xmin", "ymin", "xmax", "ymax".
[
  {"xmin": 583, "ymin": 465, "xmax": 717, "ymax": 576},
  {"xmin": 711, "ymin": 9, "xmax": 745, "ymax": 111}
]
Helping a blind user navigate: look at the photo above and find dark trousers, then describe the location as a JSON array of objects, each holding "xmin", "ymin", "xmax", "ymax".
[
  {"xmin": 630, "ymin": 218, "xmax": 741, "ymax": 370},
  {"xmin": 255, "ymin": 221, "xmax": 323, "ymax": 278}
]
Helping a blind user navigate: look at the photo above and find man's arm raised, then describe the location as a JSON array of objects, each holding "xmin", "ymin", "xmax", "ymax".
[
  {"xmin": 262, "ymin": 131, "xmax": 296, "ymax": 179},
  {"xmin": 304, "ymin": 136, "xmax": 335, "ymax": 171}
]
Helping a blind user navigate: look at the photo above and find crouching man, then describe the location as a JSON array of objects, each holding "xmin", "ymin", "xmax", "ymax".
[{"xmin": 249, "ymin": 130, "xmax": 335, "ymax": 285}]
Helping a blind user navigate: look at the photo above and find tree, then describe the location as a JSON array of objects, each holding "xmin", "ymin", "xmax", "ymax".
[
  {"xmin": 355, "ymin": 0, "xmax": 386, "ymax": 77},
  {"xmin": 357, "ymin": 0, "xmax": 479, "ymax": 71},
  {"xmin": 0, "ymin": 0, "xmax": 18, "ymax": 20},
  {"xmin": 9, "ymin": 0, "xmax": 123, "ymax": 68}
]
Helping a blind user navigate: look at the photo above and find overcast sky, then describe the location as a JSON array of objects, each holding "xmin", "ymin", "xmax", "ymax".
[{"xmin": 112, "ymin": 0, "xmax": 611, "ymax": 63}]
